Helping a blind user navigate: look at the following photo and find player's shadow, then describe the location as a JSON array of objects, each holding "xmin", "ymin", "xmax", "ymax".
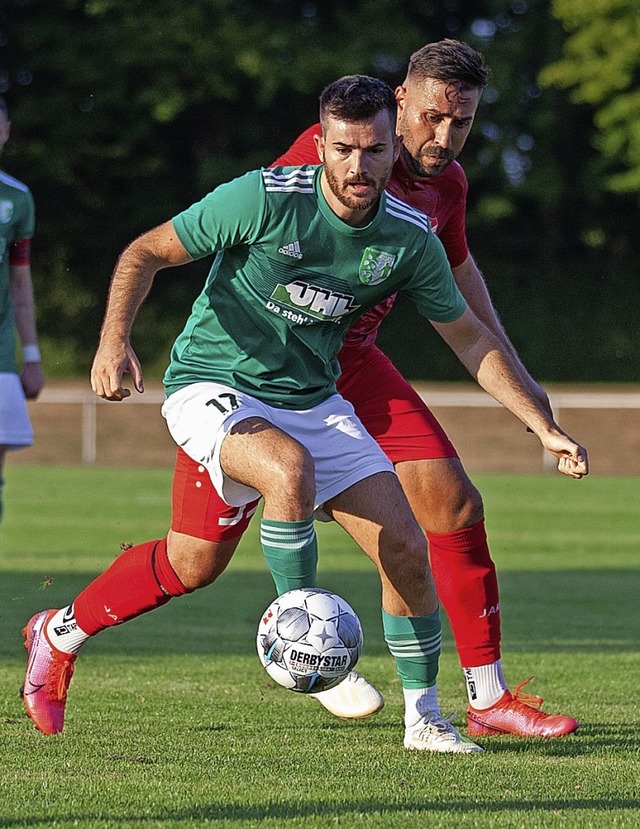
[
  {"xmin": 166, "ymin": 796, "xmax": 640, "ymax": 822},
  {"xmin": 2, "ymin": 796, "xmax": 639, "ymax": 827}
]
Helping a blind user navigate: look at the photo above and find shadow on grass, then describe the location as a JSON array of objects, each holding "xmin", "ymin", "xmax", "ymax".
[
  {"xmin": 187, "ymin": 716, "xmax": 640, "ymax": 757},
  {"xmin": 1, "ymin": 795, "xmax": 639, "ymax": 826},
  {"xmin": 1, "ymin": 568, "xmax": 639, "ymax": 659},
  {"xmin": 450, "ymin": 722, "xmax": 640, "ymax": 755}
]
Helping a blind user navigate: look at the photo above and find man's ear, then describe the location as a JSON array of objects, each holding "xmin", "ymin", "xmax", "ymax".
[
  {"xmin": 313, "ymin": 132, "xmax": 324, "ymax": 163},
  {"xmin": 393, "ymin": 132, "xmax": 403, "ymax": 162},
  {"xmin": 395, "ymin": 85, "xmax": 406, "ymax": 114}
]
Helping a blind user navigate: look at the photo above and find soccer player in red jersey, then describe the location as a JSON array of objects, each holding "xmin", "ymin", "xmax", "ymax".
[
  {"xmin": 166, "ymin": 39, "xmax": 580, "ymax": 737},
  {"xmin": 264, "ymin": 40, "xmax": 579, "ymax": 738}
]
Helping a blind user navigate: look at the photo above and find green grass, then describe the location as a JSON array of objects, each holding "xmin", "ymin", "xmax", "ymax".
[{"xmin": 0, "ymin": 467, "xmax": 639, "ymax": 828}]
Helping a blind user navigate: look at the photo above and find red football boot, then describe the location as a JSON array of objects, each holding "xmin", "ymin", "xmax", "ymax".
[
  {"xmin": 21, "ymin": 609, "xmax": 76, "ymax": 735},
  {"xmin": 467, "ymin": 677, "xmax": 579, "ymax": 738}
]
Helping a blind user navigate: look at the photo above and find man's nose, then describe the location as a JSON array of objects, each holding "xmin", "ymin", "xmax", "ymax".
[
  {"xmin": 349, "ymin": 150, "xmax": 367, "ymax": 175},
  {"xmin": 434, "ymin": 120, "xmax": 453, "ymax": 148}
]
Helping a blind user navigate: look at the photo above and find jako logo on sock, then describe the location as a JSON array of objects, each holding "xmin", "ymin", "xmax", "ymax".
[{"xmin": 464, "ymin": 668, "xmax": 477, "ymax": 701}]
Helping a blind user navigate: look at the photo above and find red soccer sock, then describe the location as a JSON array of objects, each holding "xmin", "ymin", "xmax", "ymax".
[
  {"xmin": 73, "ymin": 538, "xmax": 190, "ymax": 635},
  {"xmin": 427, "ymin": 520, "xmax": 501, "ymax": 668}
]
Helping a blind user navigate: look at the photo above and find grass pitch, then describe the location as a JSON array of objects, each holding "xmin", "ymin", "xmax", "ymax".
[{"xmin": 0, "ymin": 466, "xmax": 638, "ymax": 828}]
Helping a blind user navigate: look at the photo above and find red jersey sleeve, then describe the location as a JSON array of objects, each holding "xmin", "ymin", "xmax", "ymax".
[
  {"xmin": 9, "ymin": 238, "xmax": 32, "ymax": 266},
  {"xmin": 271, "ymin": 124, "xmax": 322, "ymax": 168}
]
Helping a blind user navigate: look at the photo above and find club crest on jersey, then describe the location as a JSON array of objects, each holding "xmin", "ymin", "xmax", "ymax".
[
  {"xmin": 0, "ymin": 200, "xmax": 14, "ymax": 224},
  {"xmin": 358, "ymin": 247, "xmax": 396, "ymax": 286},
  {"xmin": 269, "ymin": 280, "xmax": 360, "ymax": 323}
]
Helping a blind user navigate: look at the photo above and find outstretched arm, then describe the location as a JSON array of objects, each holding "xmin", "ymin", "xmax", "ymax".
[
  {"xmin": 452, "ymin": 254, "xmax": 551, "ymax": 416},
  {"xmin": 431, "ymin": 308, "xmax": 588, "ymax": 479},
  {"xmin": 91, "ymin": 221, "xmax": 191, "ymax": 401}
]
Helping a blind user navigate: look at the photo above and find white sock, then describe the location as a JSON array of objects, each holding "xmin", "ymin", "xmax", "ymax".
[
  {"xmin": 463, "ymin": 659, "xmax": 508, "ymax": 709},
  {"xmin": 403, "ymin": 685, "xmax": 441, "ymax": 729},
  {"xmin": 46, "ymin": 605, "xmax": 90, "ymax": 654}
]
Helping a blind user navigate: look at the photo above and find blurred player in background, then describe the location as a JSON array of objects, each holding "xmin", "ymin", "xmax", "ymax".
[{"xmin": 0, "ymin": 96, "xmax": 44, "ymax": 528}]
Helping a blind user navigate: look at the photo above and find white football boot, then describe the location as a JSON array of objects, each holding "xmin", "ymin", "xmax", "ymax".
[
  {"xmin": 310, "ymin": 671, "xmax": 384, "ymax": 719},
  {"xmin": 404, "ymin": 712, "xmax": 484, "ymax": 753}
]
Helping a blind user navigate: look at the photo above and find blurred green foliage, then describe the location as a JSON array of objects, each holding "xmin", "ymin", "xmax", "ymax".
[
  {"xmin": 1, "ymin": 0, "xmax": 638, "ymax": 381},
  {"xmin": 540, "ymin": 0, "xmax": 640, "ymax": 193}
]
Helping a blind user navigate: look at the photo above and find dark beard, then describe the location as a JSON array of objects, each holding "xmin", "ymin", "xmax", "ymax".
[
  {"xmin": 401, "ymin": 145, "xmax": 454, "ymax": 178},
  {"xmin": 323, "ymin": 165, "xmax": 381, "ymax": 212}
]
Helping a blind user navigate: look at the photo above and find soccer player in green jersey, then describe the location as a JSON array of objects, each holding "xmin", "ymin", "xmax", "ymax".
[
  {"xmin": 0, "ymin": 96, "xmax": 44, "ymax": 527},
  {"xmin": 22, "ymin": 76, "xmax": 587, "ymax": 751}
]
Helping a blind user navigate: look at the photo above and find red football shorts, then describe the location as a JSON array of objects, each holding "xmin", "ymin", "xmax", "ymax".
[
  {"xmin": 170, "ymin": 342, "xmax": 457, "ymax": 541},
  {"xmin": 336, "ymin": 343, "xmax": 459, "ymax": 463},
  {"xmin": 170, "ymin": 446, "xmax": 260, "ymax": 542}
]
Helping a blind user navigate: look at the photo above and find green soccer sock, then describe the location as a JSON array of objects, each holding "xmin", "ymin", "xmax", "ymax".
[
  {"xmin": 0, "ymin": 477, "xmax": 4, "ymax": 527},
  {"xmin": 260, "ymin": 518, "xmax": 318, "ymax": 595},
  {"xmin": 382, "ymin": 608, "xmax": 442, "ymax": 689}
]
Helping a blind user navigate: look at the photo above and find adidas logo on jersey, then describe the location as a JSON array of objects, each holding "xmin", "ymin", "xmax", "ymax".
[{"xmin": 278, "ymin": 241, "xmax": 303, "ymax": 259}]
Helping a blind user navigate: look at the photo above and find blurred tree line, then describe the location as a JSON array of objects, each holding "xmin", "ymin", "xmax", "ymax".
[{"xmin": 1, "ymin": 0, "xmax": 638, "ymax": 382}]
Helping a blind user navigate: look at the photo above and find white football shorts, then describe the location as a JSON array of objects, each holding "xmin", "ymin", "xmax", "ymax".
[
  {"xmin": 161, "ymin": 382, "xmax": 394, "ymax": 509},
  {"xmin": 0, "ymin": 372, "xmax": 33, "ymax": 448}
]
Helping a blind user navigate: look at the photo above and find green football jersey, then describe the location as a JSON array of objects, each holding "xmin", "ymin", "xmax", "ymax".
[
  {"xmin": 0, "ymin": 170, "xmax": 35, "ymax": 373},
  {"xmin": 165, "ymin": 165, "xmax": 466, "ymax": 408}
]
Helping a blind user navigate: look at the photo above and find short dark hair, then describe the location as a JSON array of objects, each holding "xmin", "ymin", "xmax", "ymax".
[
  {"xmin": 319, "ymin": 75, "xmax": 397, "ymax": 131},
  {"xmin": 407, "ymin": 39, "xmax": 490, "ymax": 94},
  {"xmin": 0, "ymin": 96, "xmax": 9, "ymax": 120}
]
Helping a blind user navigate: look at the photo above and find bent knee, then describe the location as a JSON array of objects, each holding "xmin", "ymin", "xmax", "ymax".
[
  {"xmin": 428, "ymin": 487, "xmax": 484, "ymax": 532},
  {"xmin": 263, "ymin": 446, "xmax": 315, "ymax": 515},
  {"xmin": 451, "ymin": 480, "xmax": 484, "ymax": 527},
  {"xmin": 398, "ymin": 458, "xmax": 485, "ymax": 532},
  {"xmin": 167, "ymin": 531, "xmax": 239, "ymax": 590}
]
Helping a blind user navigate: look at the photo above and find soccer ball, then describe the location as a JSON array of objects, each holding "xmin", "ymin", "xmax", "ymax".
[{"xmin": 256, "ymin": 587, "xmax": 363, "ymax": 693}]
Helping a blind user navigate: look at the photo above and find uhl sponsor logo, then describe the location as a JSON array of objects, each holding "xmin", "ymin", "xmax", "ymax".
[{"xmin": 270, "ymin": 280, "xmax": 359, "ymax": 322}]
